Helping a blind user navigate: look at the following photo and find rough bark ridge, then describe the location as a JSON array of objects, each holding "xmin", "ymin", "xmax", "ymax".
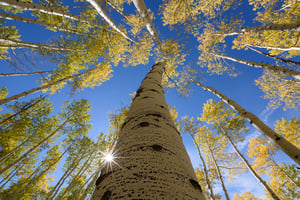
[{"xmin": 92, "ymin": 62, "xmax": 205, "ymax": 200}]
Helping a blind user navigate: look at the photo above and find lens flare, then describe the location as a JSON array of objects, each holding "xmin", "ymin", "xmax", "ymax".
[{"xmin": 104, "ymin": 152, "xmax": 114, "ymax": 162}]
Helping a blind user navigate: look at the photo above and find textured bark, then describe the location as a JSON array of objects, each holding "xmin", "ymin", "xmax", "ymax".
[
  {"xmin": 214, "ymin": 54, "xmax": 300, "ymax": 80},
  {"xmin": 92, "ymin": 62, "xmax": 205, "ymax": 199},
  {"xmin": 221, "ymin": 128, "xmax": 280, "ymax": 200},
  {"xmin": 193, "ymin": 80, "xmax": 300, "ymax": 165},
  {"xmin": 247, "ymin": 46, "xmax": 300, "ymax": 66}
]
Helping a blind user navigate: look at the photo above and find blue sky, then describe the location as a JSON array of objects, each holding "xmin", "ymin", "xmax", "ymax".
[{"xmin": 1, "ymin": 0, "xmax": 299, "ymax": 199}]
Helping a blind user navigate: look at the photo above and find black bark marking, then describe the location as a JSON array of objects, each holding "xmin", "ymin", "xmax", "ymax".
[
  {"xmin": 189, "ymin": 179, "xmax": 202, "ymax": 192},
  {"xmin": 142, "ymin": 96, "xmax": 152, "ymax": 99},
  {"xmin": 149, "ymin": 89, "xmax": 161, "ymax": 94},
  {"xmin": 160, "ymin": 105, "xmax": 165, "ymax": 109},
  {"xmin": 139, "ymin": 122, "xmax": 150, "ymax": 127},
  {"xmin": 295, "ymin": 155, "xmax": 298, "ymax": 159},
  {"xmin": 96, "ymin": 171, "xmax": 113, "ymax": 186},
  {"xmin": 101, "ymin": 191, "xmax": 111, "ymax": 200},
  {"xmin": 275, "ymin": 136, "xmax": 281, "ymax": 141},
  {"xmin": 135, "ymin": 88, "xmax": 144, "ymax": 98},
  {"xmin": 146, "ymin": 113, "xmax": 162, "ymax": 118},
  {"xmin": 151, "ymin": 144, "xmax": 163, "ymax": 151}
]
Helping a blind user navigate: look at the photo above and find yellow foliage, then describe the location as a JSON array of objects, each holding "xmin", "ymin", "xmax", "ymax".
[
  {"xmin": 275, "ymin": 117, "xmax": 300, "ymax": 148},
  {"xmin": 233, "ymin": 191, "xmax": 263, "ymax": 200},
  {"xmin": 255, "ymin": 70, "xmax": 300, "ymax": 110},
  {"xmin": 161, "ymin": 0, "xmax": 235, "ymax": 26},
  {"xmin": 233, "ymin": 30, "xmax": 300, "ymax": 58},
  {"xmin": 157, "ymin": 39, "xmax": 185, "ymax": 87},
  {"xmin": 73, "ymin": 62, "xmax": 113, "ymax": 91}
]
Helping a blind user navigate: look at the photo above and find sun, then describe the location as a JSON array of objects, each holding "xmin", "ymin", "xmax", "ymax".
[{"xmin": 103, "ymin": 151, "xmax": 114, "ymax": 163}]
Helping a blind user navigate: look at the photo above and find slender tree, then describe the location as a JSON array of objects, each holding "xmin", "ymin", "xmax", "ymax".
[
  {"xmin": 191, "ymin": 79, "xmax": 300, "ymax": 165},
  {"xmin": 92, "ymin": 62, "xmax": 205, "ymax": 199}
]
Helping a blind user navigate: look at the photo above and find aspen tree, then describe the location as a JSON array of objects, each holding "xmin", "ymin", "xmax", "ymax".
[
  {"xmin": 192, "ymin": 79, "xmax": 300, "ymax": 165},
  {"xmin": 92, "ymin": 62, "xmax": 205, "ymax": 199},
  {"xmin": 200, "ymin": 100, "xmax": 280, "ymax": 200}
]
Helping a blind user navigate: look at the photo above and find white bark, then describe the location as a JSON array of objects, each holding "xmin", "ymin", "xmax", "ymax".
[
  {"xmin": 246, "ymin": 44, "xmax": 300, "ymax": 52},
  {"xmin": 0, "ymin": 0, "xmax": 115, "ymax": 33},
  {"xmin": 0, "ymin": 37, "xmax": 72, "ymax": 51},
  {"xmin": 247, "ymin": 46, "xmax": 300, "ymax": 66},
  {"xmin": 92, "ymin": 62, "xmax": 205, "ymax": 199},
  {"xmin": 190, "ymin": 134, "xmax": 216, "ymax": 200},
  {"xmin": 207, "ymin": 146, "xmax": 230, "ymax": 200},
  {"xmin": 0, "ymin": 12, "xmax": 94, "ymax": 36},
  {"xmin": 0, "ymin": 66, "xmax": 99, "ymax": 105},
  {"xmin": 222, "ymin": 128, "xmax": 280, "ymax": 200},
  {"xmin": 214, "ymin": 54, "xmax": 300, "ymax": 80},
  {"xmin": 241, "ymin": 22, "xmax": 300, "ymax": 32},
  {"xmin": 107, "ymin": 1, "xmax": 129, "ymax": 21},
  {"xmin": 193, "ymin": 80, "xmax": 300, "ymax": 165},
  {"xmin": 132, "ymin": 0, "xmax": 163, "ymax": 53},
  {"xmin": 86, "ymin": 0, "xmax": 135, "ymax": 42}
]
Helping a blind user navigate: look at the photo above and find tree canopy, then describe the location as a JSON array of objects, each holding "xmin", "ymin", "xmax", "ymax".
[{"xmin": 0, "ymin": 0, "xmax": 299, "ymax": 199}]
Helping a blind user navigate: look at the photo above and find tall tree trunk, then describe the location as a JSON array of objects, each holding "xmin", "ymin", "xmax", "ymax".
[
  {"xmin": 86, "ymin": 0, "xmax": 135, "ymax": 43},
  {"xmin": 57, "ymin": 151, "xmax": 95, "ymax": 199},
  {"xmin": 192, "ymin": 80, "xmax": 300, "ymax": 165},
  {"xmin": 132, "ymin": 0, "xmax": 163, "ymax": 53},
  {"xmin": 0, "ymin": 0, "xmax": 114, "ymax": 32},
  {"xmin": 0, "ymin": 95, "xmax": 47, "ymax": 126},
  {"xmin": 208, "ymin": 146, "xmax": 230, "ymax": 200},
  {"xmin": 190, "ymin": 133, "xmax": 216, "ymax": 200},
  {"xmin": 80, "ymin": 169, "xmax": 101, "ymax": 200},
  {"xmin": 0, "ymin": 164, "xmax": 22, "ymax": 189},
  {"xmin": 0, "ymin": 37, "xmax": 72, "ymax": 51},
  {"xmin": 0, "ymin": 118, "xmax": 69, "ymax": 175},
  {"xmin": 46, "ymin": 153, "xmax": 84, "ymax": 200},
  {"xmin": 269, "ymin": 156, "xmax": 300, "ymax": 188},
  {"xmin": 214, "ymin": 54, "xmax": 300, "ymax": 80},
  {"xmin": 0, "ymin": 71, "xmax": 53, "ymax": 77},
  {"xmin": 221, "ymin": 23, "xmax": 300, "ymax": 36},
  {"xmin": 247, "ymin": 46, "xmax": 300, "ymax": 66},
  {"xmin": 245, "ymin": 44, "xmax": 300, "ymax": 52},
  {"xmin": 0, "ymin": 66, "xmax": 99, "ymax": 105},
  {"xmin": 92, "ymin": 62, "xmax": 205, "ymax": 199},
  {"xmin": 0, "ymin": 12, "xmax": 96, "ymax": 36},
  {"xmin": 107, "ymin": 1, "xmax": 129, "ymax": 21},
  {"xmin": 221, "ymin": 128, "xmax": 280, "ymax": 200},
  {"xmin": 10, "ymin": 148, "xmax": 68, "ymax": 200}
]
